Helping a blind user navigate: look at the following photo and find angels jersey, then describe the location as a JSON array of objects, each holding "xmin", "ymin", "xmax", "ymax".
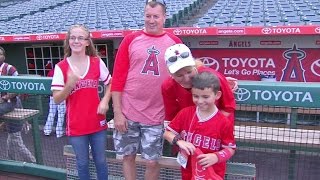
[
  {"xmin": 166, "ymin": 106, "xmax": 236, "ymax": 180},
  {"xmin": 51, "ymin": 56, "xmax": 111, "ymax": 136}
]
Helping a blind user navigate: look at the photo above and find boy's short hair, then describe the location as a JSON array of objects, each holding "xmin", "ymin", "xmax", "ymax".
[{"xmin": 192, "ymin": 71, "xmax": 220, "ymax": 93}]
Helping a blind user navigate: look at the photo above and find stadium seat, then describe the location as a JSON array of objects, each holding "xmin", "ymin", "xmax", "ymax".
[
  {"xmin": 2, "ymin": 0, "xmax": 320, "ymax": 33},
  {"xmin": 199, "ymin": 16, "xmax": 214, "ymax": 25},
  {"xmin": 194, "ymin": 22, "xmax": 210, "ymax": 28}
]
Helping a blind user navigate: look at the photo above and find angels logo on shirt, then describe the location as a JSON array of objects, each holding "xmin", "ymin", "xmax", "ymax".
[
  {"xmin": 70, "ymin": 79, "xmax": 99, "ymax": 95},
  {"xmin": 141, "ymin": 46, "xmax": 160, "ymax": 76}
]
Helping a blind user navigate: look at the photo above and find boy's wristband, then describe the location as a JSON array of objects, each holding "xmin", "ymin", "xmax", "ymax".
[
  {"xmin": 214, "ymin": 149, "xmax": 233, "ymax": 163},
  {"xmin": 171, "ymin": 134, "xmax": 181, "ymax": 145}
]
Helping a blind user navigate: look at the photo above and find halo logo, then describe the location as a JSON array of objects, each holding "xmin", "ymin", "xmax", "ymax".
[
  {"xmin": 234, "ymin": 88, "xmax": 251, "ymax": 102},
  {"xmin": 0, "ymin": 80, "xmax": 11, "ymax": 90},
  {"xmin": 311, "ymin": 59, "xmax": 320, "ymax": 77},
  {"xmin": 198, "ymin": 57, "xmax": 219, "ymax": 71}
]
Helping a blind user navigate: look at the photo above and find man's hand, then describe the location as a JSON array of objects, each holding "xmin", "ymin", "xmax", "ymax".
[{"xmin": 114, "ymin": 111, "xmax": 128, "ymax": 133}]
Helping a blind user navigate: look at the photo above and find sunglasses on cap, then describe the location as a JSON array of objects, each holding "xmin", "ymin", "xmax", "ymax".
[
  {"xmin": 167, "ymin": 52, "xmax": 190, "ymax": 63},
  {"xmin": 146, "ymin": 0, "xmax": 166, "ymax": 6}
]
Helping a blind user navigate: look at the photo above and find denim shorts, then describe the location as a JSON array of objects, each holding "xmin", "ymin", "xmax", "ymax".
[{"xmin": 113, "ymin": 120, "xmax": 164, "ymax": 160}]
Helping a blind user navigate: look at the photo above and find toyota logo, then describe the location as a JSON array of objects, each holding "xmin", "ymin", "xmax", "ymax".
[
  {"xmin": 198, "ymin": 57, "xmax": 220, "ymax": 71},
  {"xmin": 262, "ymin": 28, "xmax": 272, "ymax": 34},
  {"xmin": 0, "ymin": 80, "xmax": 11, "ymax": 91},
  {"xmin": 173, "ymin": 29, "xmax": 182, "ymax": 35},
  {"xmin": 315, "ymin": 27, "xmax": 320, "ymax": 34},
  {"xmin": 234, "ymin": 88, "xmax": 251, "ymax": 102}
]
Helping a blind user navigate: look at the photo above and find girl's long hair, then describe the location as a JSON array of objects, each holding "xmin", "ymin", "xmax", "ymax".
[{"xmin": 63, "ymin": 24, "xmax": 98, "ymax": 58}]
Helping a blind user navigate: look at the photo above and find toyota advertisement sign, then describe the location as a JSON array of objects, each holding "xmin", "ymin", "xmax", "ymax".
[
  {"xmin": 192, "ymin": 46, "xmax": 320, "ymax": 82},
  {"xmin": 0, "ymin": 76, "xmax": 51, "ymax": 94},
  {"xmin": 0, "ymin": 77, "xmax": 319, "ymax": 108},
  {"xmin": 235, "ymin": 81, "xmax": 320, "ymax": 108}
]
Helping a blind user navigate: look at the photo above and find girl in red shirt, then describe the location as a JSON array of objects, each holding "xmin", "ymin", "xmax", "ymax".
[{"xmin": 51, "ymin": 24, "xmax": 111, "ymax": 180}]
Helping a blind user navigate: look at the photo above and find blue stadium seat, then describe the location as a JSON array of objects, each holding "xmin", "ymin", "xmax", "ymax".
[
  {"xmin": 199, "ymin": 16, "xmax": 214, "ymax": 25},
  {"xmin": 2, "ymin": 0, "xmax": 320, "ymax": 33},
  {"xmin": 193, "ymin": 0, "xmax": 320, "ymax": 27}
]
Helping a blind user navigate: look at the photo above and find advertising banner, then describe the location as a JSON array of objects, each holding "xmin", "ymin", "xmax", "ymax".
[
  {"xmin": 0, "ymin": 77, "xmax": 319, "ymax": 108},
  {"xmin": 192, "ymin": 45, "xmax": 320, "ymax": 82},
  {"xmin": 235, "ymin": 81, "xmax": 320, "ymax": 108}
]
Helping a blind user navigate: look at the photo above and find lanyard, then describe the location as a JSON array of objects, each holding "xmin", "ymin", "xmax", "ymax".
[{"xmin": 186, "ymin": 110, "xmax": 197, "ymax": 143}]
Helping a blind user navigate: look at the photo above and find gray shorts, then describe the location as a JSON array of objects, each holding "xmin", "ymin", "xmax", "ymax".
[{"xmin": 113, "ymin": 120, "xmax": 164, "ymax": 160}]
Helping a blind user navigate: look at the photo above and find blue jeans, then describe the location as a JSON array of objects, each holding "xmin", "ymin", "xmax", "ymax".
[{"xmin": 69, "ymin": 130, "xmax": 108, "ymax": 180}]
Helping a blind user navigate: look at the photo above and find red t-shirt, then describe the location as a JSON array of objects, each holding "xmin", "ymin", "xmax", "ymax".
[
  {"xmin": 51, "ymin": 56, "xmax": 111, "ymax": 136},
  {"xmin": 162, "ymin": 66, "xmax": 236, "ymax": 123},
  {"xmin": 166, "ymin": 106, "xmax": 236, "ymax": 179}
]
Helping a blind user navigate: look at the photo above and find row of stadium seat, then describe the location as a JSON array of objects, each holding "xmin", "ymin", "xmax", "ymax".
[
  {"xmin": 195, "ymin": 0, "xmax": 320, "ymax": 27},
  {"xmin": 0, "ymin": 0, "xmax": 74, "ymax": 22},
  {"xmin": 0, "ymin": 0, "xmax": 202, "ymax": 34},
  {"xmin": 0, "ymin": 0, "xmax": 28, "ymax": 8},
  {"xmin": 1, "ymin": 0, "xmax": 320, "ymax": 34}
]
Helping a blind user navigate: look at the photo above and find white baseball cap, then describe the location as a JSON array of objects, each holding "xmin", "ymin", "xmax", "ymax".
[{"xmin": 165, "ymin": 44, "xmax": 195, "ymax": 74}]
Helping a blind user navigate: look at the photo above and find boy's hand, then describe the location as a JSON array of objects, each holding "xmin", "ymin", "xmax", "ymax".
[
  {"xmin": 197, "ymin": 153, "xmax": 219, "ymax": 168},
  {"xmin": 177, "ymin": 140, "xmax": 196, "ymax": 155}
]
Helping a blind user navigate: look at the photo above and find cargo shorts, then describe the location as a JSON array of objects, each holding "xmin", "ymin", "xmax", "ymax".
[{"xmin": 113, "ymin": 119, "xmax": 164, "ymax": 160}]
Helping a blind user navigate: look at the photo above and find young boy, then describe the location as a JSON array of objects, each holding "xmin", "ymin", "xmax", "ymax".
[{"xmin": 163, "ymin": 71, "xmax": 236, "ymax": 180}]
